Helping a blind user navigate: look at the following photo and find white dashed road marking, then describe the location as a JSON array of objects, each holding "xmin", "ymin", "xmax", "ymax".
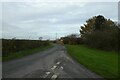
[
  {"xmin": 51, "ymin": 65, "xmax": 57, "ymax": 70},
  {"xmin": 49, "ymin": 61, "xmax": 64, "ymax": 79},
  {"xmin": 51, "ymin": 74, "xmax": 58, "ymax": 80},
  {"xmin": 56, "ymin": 62, "xmax": 60, "ymax": 65},
  {"xmin": 43, "ymin": 72, "xmax": 51, "ymax": 78},
  {"xmin": 60, "ymin": 66, "xmax": 63, "ymax": 69},
  {"xmin": 46, "ymin": 72, "xmax": 51, "ymax": 75}
]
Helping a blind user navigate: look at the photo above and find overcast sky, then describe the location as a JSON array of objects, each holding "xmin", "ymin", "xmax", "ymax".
[{"xmin": 1, "ymin": 2, "xmax": 118, "ymax": 40}]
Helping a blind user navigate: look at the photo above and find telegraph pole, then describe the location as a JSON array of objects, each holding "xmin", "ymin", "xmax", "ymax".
[
  {"xmin": 56, "ymin": 33, "xmax": 57, "ymax": 40},
  {"xmin": 56, "ymin": 33, "xmax": 57, "ymax": 43}
]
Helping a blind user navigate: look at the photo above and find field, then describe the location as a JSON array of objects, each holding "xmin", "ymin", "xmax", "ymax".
[
  {"xmin": 65, "ymin": 45, "xmax": 118, "ymax": 78},
  {"xmin": 2, "ymin": 39, "xmax": 52, "ymax": 61}
]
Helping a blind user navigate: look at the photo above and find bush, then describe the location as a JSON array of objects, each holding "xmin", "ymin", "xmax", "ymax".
[
  {"xmin": 2, "ymin": 39, "xmax": 50, "ymax": 57},
  {"xmin": 80, "ymin": 15, "xmax": 119, "ymax": 51},
  {"xmin": 61, "ymin": 34, "xmax": 83, "ymax": 45},
  {"xmin": 84, "ymin": 30, "xmax": 118, "ymax": 51}
]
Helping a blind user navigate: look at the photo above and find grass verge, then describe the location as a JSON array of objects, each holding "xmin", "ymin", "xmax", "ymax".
[
  {"xmin": 0, "ymin": 56, "xmax": 1, "ymax": 61},
  {"xmin": 65, "ymin": 45, "xmax": 118, "ymax": 78},
  {"xmin": 3, "ymin": 44, "xmax": 53, "ymax": 61}
]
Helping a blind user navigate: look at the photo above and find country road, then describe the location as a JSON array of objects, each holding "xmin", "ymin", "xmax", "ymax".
[{"xmin": 3, "ymin": 44, "xmax": 102, "ymax": 79}]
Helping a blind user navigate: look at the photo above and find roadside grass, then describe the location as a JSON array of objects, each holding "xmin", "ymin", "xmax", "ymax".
[
  {"xmin": 0, "ymin": 56, "xmax": 1, "ymax": 61},
  {"xmin": 65, "ymin": 45, "xmax": 118, "ymax": 78},
  {"xmin": 3, "ymin": 44, "xmax": 53, "ymax": 61}
]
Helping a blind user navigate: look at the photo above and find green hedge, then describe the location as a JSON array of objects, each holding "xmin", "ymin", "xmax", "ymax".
[{"xmin": 2, "ymin": 39, "xmax": 50, "ymax": 57}]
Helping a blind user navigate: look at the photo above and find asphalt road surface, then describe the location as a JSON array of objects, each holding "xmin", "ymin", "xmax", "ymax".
[{"xmin": 3, "ymin": 44, "xmax": 102, "ymax": 79}]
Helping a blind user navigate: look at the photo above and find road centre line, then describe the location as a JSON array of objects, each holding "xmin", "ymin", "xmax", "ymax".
[
  {"xmin": 56, "ymin": 62, "xmax": 60, "ymax": 65},
  {"xmin": 46, "ymin": 72, "xmax": 50, "ymax": 75},
  {"xmin": 51, "ymin": 74, "xmax": 58, "ymax": 80},
  {"xmin": 60, "ymin": 66, "xmax": 63, "ymax": 69},
  {"xmin": 51, "ymin": 65, "xmax": 57, "ymax": 70}
]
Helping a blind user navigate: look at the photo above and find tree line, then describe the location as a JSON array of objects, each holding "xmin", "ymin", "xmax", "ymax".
[{"xmin": 61, "ymin": 15, "xmax": 119, "ymax": 51}]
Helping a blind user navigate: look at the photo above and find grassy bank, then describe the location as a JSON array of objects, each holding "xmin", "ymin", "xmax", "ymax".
[
  {"xmin": 3, "ymin": 44, "xmax": 53, "ymax": 61},
  {"xmin": 65, "ymin": 45, "xmax": 118, "ymax": 78}
]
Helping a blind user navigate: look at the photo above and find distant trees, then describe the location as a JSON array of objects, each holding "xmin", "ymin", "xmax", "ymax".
[
  {"xmin": 61, "ymin": 34, "xmax": 83, "ymax": 45},
  {"xmin": 80, "ymin": 15, "xmax": 119, "ymax": 51}
]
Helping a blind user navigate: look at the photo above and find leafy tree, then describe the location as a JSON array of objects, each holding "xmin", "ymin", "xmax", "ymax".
[
  {"xmin": 80, "ymin": 15, "xmax": 119, "ymax": 51},
  {"xmin": 94, "ymin": 15, "xmax": 106, "ymax": 30}
]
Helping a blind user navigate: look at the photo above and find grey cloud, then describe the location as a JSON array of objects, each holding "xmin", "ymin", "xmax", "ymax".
[{"xmin": 2, "ymin": 2, "xmax": 118, "ymax": 40}]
